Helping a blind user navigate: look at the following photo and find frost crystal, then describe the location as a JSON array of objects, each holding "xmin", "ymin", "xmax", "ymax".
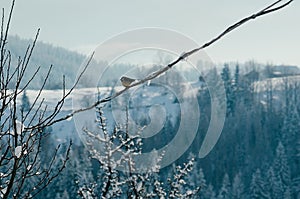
[
  {"xmin": 0, "ymin": 187, "xmax": 7, "ymax": 198},
  {"xmin": 9, "ymin": 120, "xmax": 25, "ymax": 136},
  {"xmin": 27, "ymin": 165, "xmax": 32, "ymax": 171},
  {"xmin": 15, "ymin": 146, "xmax": 22, "ymax": 158}
]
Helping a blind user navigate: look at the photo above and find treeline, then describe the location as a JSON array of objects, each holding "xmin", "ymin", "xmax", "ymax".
[{"xmin": 6, "ymin": 35, "xmax": 149, "ymax": 89}]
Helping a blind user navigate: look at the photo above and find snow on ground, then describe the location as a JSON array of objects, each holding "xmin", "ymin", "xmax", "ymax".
[
  {"xmin": 9, "ymin": 75, "xmax": 296, "ymax": 146},
  {"xmin": 14, "ymin": 83, "xmax": 201, "ymax": 146},
  {"xmin": 253, "ymin": 75, "xmax": 300, "ymax": 92}
]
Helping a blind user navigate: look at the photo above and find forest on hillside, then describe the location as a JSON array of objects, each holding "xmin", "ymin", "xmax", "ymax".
[
  {"xmin": 3, "ymin": 34, "xmax": 300, "ymax": 198},
  {"xmin": 23, "ymin": 63, "xmax": 299, "ymax": 198}
]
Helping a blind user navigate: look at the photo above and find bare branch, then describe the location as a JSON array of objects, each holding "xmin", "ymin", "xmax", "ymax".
[
  {"xmin": 0, "ymin": 1, "xmax": 77, "ymax": 197},
  {"xmin": 25, "ymin": 51, "xmax": 95, "ymax": 130}
]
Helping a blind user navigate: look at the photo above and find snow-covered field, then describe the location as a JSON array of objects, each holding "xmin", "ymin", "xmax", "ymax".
[{"xmin": 14, "ymin": 83, "xmax": 200, "ymax": 147}]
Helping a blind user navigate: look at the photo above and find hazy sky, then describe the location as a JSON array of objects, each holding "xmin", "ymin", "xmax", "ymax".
[{"xmin": 2, "ymin": 0, "xmax": 300, "ymax": 66}]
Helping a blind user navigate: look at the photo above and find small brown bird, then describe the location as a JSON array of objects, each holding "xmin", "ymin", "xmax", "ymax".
[{"xmin": 120, "ymin": 76, "xmax": 137, "ymax": 87}]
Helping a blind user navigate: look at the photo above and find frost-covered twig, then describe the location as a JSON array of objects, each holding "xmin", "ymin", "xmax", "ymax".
[
  {"xmin": 167, "ymin": 158, "xmax": 201, "ymax": 199},
  {"xmin": 81, "ymin": 105, "xmax": 202, "ymax": 198}
]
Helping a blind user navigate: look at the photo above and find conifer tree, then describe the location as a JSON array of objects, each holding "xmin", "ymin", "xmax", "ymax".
[
  {"xmin": 249, "ymin": 169, "xmax": 269, "ymax": 199},
  {"xmin": 217, "ymin": 173, "xmax": 231, "ymax": 199},
  {"xmin": 273, "ymin": 142, "xmax": 292, "ymax": 198},
  {"xmin": 204, "ymin": 184, "xmax": 216, "ymax": 199},
  {"xmin": 281, "ymin": 101, "xmax": 300, "ymax": 175},
  {"xmin": 232, "ymin": 172, "xmax": 244, "ymax": 199},
  {"xmin": 20, "ymin": 90, "xmax": 30, "ymax": 112},
  {"xmin": 266, "ymin": 166, "xmax": 276, "ymax": 198},
  {"xmin": 221, "ymin": 64, "xmax": 235, "ymax": 115}
]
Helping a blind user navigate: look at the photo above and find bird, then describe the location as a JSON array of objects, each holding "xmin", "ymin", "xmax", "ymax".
[{"xmin": 120, "ymin": 76, "xmax": 137, "ymax": 87}]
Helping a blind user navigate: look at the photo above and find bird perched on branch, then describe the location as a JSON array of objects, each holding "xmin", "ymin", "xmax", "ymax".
[{"xmin": 120, "ymin": 76, "xmax": 137, "ymax": 87}]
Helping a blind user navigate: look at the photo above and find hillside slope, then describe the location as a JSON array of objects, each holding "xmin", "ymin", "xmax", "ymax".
[{"xmin": 7, "ymin": 35, "xmax": 86, "ymax": 89}]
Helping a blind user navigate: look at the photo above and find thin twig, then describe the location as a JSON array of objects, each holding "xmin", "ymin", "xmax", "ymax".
[{"xmin": 26, "ymin": 52, "xmax": 94, "ymax": 130}]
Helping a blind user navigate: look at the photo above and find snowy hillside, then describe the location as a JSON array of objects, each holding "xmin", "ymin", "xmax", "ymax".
[{"xmin": 17, "ymin": 83, "xmax": 201, "ymax": 147}]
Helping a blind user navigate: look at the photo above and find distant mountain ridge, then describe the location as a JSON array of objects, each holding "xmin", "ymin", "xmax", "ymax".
[
  {"xmin": 6, "ymin": 35, "xmax": 299, "ymax": 90},
  {"xmin": 7, "ymin": 35, "xmax": 86, "ymax": 89}
]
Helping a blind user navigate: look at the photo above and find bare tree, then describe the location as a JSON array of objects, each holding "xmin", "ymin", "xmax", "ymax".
[
  {"xmin": 79, "ymin": 106, "xmax": 201, "ymax": 199},
  {"xmin": 0, "ymin": 1, "xmax": 91, "ymax": 198}
]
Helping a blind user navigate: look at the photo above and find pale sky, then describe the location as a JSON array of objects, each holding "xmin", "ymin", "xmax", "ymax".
[{"xmin": 2, "ymin": 0, "xmax": 300, "ymax": 66}]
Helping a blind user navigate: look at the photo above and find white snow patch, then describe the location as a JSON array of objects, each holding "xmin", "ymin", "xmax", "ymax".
[
  {"xmin": 10, "ymin": 120, "xmax": 25, "ymax": 136},
  {"xmin": 0, "ymin": 187, "xmax": 7, "ymax": 198},
  {"xmin": 27, "ymin": 165, "xmax": 32, "ymax": 171},
  {"xmin": 15, "ymin": 146, "xmax": 22, "ymax": 158}
]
